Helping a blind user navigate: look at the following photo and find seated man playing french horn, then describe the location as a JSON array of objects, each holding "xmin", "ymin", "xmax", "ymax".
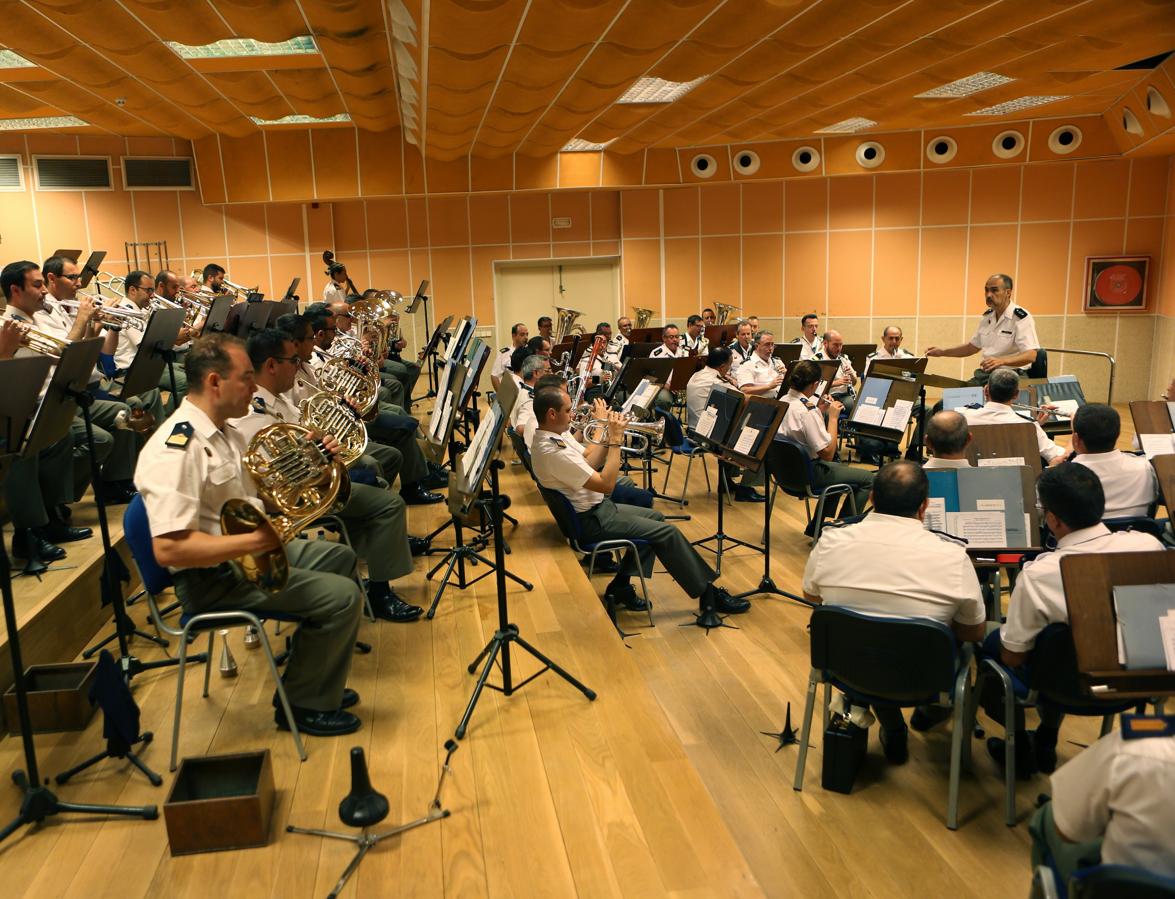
[
  {"xmin": 231, "ymin": 328, "xmax": 424, "ymax": 623},
  {"xmin": 134, "ymin": 333, "xmax": 365, "ymax": 738}
]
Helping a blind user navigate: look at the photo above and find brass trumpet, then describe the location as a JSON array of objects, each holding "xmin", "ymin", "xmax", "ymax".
[
  {"xmin": 17, "ymin": 324, "xmax": 69, "ymax": 358},
  {"xmin": 581, "ymin": 416, "xmax": 665, "ymax": 452},
  {"xmin": 58, "ymin": 298, "xmax": 149, "ymax": 331}
]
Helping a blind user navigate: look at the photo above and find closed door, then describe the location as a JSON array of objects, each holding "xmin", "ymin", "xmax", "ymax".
[{"xmin": 493, "ymin": 258, "xmax": 620, "ymax": 351}]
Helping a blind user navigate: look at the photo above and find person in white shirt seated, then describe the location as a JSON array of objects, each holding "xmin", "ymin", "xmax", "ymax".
[
  {"xmin": 736, "ymin": 330, "xmax": 787, "ymax": 400},
  {"xmin": 791, "ymin": 312, "xmax": 823, "ymax": 360},
  {"xmin": 1067, "ymin": 403, "xmax": 1158, "ymax": 520},
  {"xmin": 923, "ymin": 411, "xmax": 975, "ymax": 469},
  {"xmin": 649, "ymin": 324, "xmax": 686, "ymax": 411},
  {"xmin": 491, "ymin": 322, "xmax": 528, "ymax": 391},
  {"xmin": 701, "ymin": 307, "xmax": 716, "ymax": 326},
  {"xmin": 959, "ymin": 367, "xmax": 1067, "ymax": 466},
  {"xmin": 802, "ymin": 461, "xmax": 985, "ymax": 763},
  {"xmin": 323, "ymin": 262, "xmax": 350, "ymax": 303},
  {"xmin": 779, "ymin": 361, "xmax": 874, "ymax": 532},
  {"xmin": 682, "ymin": 314, "xmax": 709, "ymax": 356},
  {"xmin": 1030, "ymin": 717, "xmax": 1175, "ymax": 887},
  {"xmin": 982, "ymin": 464, "xmax": 1165, "ymax": 776},
  {"xmin": 815, "ymin": 329, "xmax": 858, "ymax": 414},
  {"xmin": 727, "ymin": 320, "xmax": 753, "ymax": 375},
  {"xmin": 530, "ymin": 387, "xmax": 748, "ymax": 616},
  {"xmin": 686, "ymin": 347, "xmax": 764, "ymax": 502},
  {"xmin": 603, "ymin": 316, "xmax": 631, "ymax": 369},
  {"xmin": 868, "ymin": 325, "xmax": 914, "ymax": 362},
  {"xmin": 511, "ymin": 352, "xmax": 550, "ymax": 451}
]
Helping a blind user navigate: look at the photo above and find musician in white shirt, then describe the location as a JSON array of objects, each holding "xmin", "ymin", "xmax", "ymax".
[
  {"xmin": 959, "ymin": 368, "xmax": 1066, "ymax": 465},
  {"xmin": 603, "ymin": 316, "xmax": 631, "ymax": 368},
  {"xmin": 491, "ymin": 322, "xmax": 528, "ymax": 390},
  {"xmin": 792, "ymin": 313, "xmax": 823, "ymax": 359},
  {"xmin": 682, "ymin": 314, "xmax": 709, "ymax": 356},
  {"xmin": 727, "ymin": 320, "xmax": 753, "ymax": 376},
  {"xmin": 322, "ymin": 262, "xmax": 350, "ymax": 303},
  {"xmin": 1067, "ymin": 403, "xmax": 1158, "ymax": 519},
  {"xmin": 737, "ymin": 331, "xmax": 787, "ymax": 399},
  {"xmin": 923, "ymin": 411, "xmax": 974, "ymax": 469}
]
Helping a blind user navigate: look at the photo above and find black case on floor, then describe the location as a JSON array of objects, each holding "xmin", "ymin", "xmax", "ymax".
[{"xmin": 822, "ymin": 719, "xmax": 867, "ymax": 794}]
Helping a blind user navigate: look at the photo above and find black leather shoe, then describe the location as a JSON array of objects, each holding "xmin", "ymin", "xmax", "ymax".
[
  {"xmin": 56, "ymin": 504, "xmax": 72, "ymax": 522},
  {"xmin": 910, "ymin": 706, "xmax": 952, "ymax": 732},
  {"xmin": 587, "ymin": 552, "xmax": 620, "ymax": 574},
  {"xmin": 880, "ymin": 725, "xmax": 909, "ymax": 764},
  {"xmin": 275, "ymin": 705, "xmax": 361, "ymax": 736},
  {"xmin": 712, "ymin": 587, "xmax": 751, "ymax": 614},
  {"xmin": 42, "ymin": 521, "xmax": 93, "ymax": 543},
  {"xmin": 12, "ymin": 528, "xmax": 66, "ymax": 562},
  {"xmin": 371, "ymin": 593, "xmax": 424, "ymax": 622},
  {"xmin": 400, "ymin": 484, "xmax": 444, "ymax": 505},
  {"xmin": 96, "ymin": 481, "xmax": 137, "ymax": 505},
  {"xmin": 1033, "ymin": 728, "xmax": 1059, "ymax": 774},
  {"xmin": 605, "ymin": 582, "xmax": 648, "ymax": 612},
  {"xmin": 422, "ymin": 469, "xmax": 449, "ymax": 490},
  {"xmin": 733, "ymin": 485, "xmax": 766, "ymax": 503},
  {"xmin": 409, "ymin": 536, "xmax": 430, "ymax": 556},
  {"xmin": 274, "ymin": 687, "xmax": 359, "ymax": 711},
  {"xmin": 986, "ymin": 736, "xmax": 1037, "ymax": 779}
]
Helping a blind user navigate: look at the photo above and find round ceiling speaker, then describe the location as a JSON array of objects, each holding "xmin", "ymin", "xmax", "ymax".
[
  {"xmin": 925, "ymin": 135, "xmax": 957, "ymax": 164},
  {"xmin": 733, "ymin": 149, "xmax": 761, "ymax": 175},
  {"xmin": 855, "ymin": 141, "xmax": 885, "ymax": 169},
  {"xmin": 1047, "ymin": 124, "xmax": 1082, "ymax": 155},
  {"xmin": 992, "ymin": 129, "xmax": 1025, "ymax": 159},
  {"xmin": 792, "ymin": 145, "xmax": 820, "ymax": 173},
  {"xmin": 1146, "ymin": 86, "xmax": 1171, "ymax": 118},
  {"xmin": 690, "ymin": 153, "xmax": 717, "ymax": 178},
  {"xmin": 1122, "ymin": 107, "xmax": 1144, "ymax": 136}
]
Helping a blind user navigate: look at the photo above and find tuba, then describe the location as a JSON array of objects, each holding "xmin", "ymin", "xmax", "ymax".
[
  {"xmin": 715, "ymin": 302, "xmax": 740, "ymax": 325},
  {"xmin": 633, "ymin": 306, "xmax": 654, "ymax": 329},
  {"xmin": 553, "ymin": 306, "xmax": 585, "ymax": 343},
  {"xmin": 220, "ymin": 423, "xmax": 348, "ymax": 593},
  {"xmin": 299, "ymin": 391, "xmax": 368, "ymax": 466}
]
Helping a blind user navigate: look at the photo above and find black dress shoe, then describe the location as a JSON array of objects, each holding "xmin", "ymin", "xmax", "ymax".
[
  {"xmin": 400, "ymin": 484, "xmax": 444, "ymax": 505},
  {"xmin": 712, "ymin": 587, "xmax": 751, "ymax": 614},
  {"xmin": 56, "ymin": 504, "xmax": 72, "ymax": 522},
  {"xmin": 275, "ymin": 705, "xmax": 361, "ymax": 736},
  {"xmin": 12, "ymin": 528, "xmax": 66, "ymax": 562},
  {"xmin": 96, "ymin": 481, "xmax": 137, "ymax": 505},
  {"xmin": 41, "ymin": 521, "xmax": 93, "ymax": 543},
  {"xmin": 274, "ymin": 687, "xmax": 359, "ymax": 711},
  {"xmin": 371, "ymin": 592, "xmax": 424, "ymax": 622},
  {"xmin": 909, "ymin": 706, "xmax": 952, "ymax": 732},
  {"xmin": 408, "ymin": 536, "xmax": 430, "ymax": 556},
  {"xmin": 605, "ymin": 582, "xmax": 648, "ymax": 612},
  {"xmin": 986, "ymin": 736, "xmax": 1037, "ymax": 779},
  {"xmin": 586, "ymin": 552, "xmax": 620, "ymax": 574},
  {"xmin": 733, "ymin": 485, "xmax": 766, "ymax": 503},
  {"xmin": 880, "ymin": 725, "xmax": 909, "ymax": 764},
  {"xmin": 422, "ymin": 469, "xmax": 449, "ymax": 490}
]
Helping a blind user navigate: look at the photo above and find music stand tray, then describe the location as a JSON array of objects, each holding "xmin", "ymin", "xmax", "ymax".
[
  {"xmin": 119, "ymin": 308, "xmax": 185, "ymax": 401},
  {"xmin": 281, "ymin": 278, "xmax": 301, "ymax": 302},
  {"xmin": 77, "ymin": 251, "xmax": 106, "ymax": 288},
  {"xmin": 1129, "ymin": 400, "xmax": 1174, "ymax": 437}
]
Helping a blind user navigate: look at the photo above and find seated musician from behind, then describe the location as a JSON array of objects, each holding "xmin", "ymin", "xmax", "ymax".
[
  {"xmin": 232, "ymin": 328, "xmax": 424, "ymax": 623},
  {"xmin": 923, "ymin": 411, "xmax": 974, "ymax": 469},
  {"xmin": 802, "ymin": 461, "xmax": 985, "ymax": 763},
  {"xmin": 134, "ymin": 333, "xmax": 365, "ymax": 737},
  {"xmin": 983, "ymin": 464, "xmax": 1164, "ymax": 776},
  {"xmin": 958, "ymin": 367, "xmax": 1066, "ymax": 467},
  {"xmin": 1067, "ymin": 403, "xmax": 1158, "ymax": 519},
  {"xmin": 531, "ymin": 387, "xmax": 748, "ymax": 616}
]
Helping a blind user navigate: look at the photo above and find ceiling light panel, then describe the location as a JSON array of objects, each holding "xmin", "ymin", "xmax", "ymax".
[
  {"xmin": 618, "ymin": 76, "xmax": 708, "ymax": 105},
  {"xmin": 250, "ymin": 113, "xmax": 350, "ymax": 126},
  {"xmin": 914, "ymin": 72, "xmax": 1014, "ymax": 99},
  {"xmin": 0, "ymin": 49, "xmax": 35, "ymax": 69},
  {"xmin": 562, "ymin": 138, "xmax": 612, "ymax": 152},
  {"xmin": 815, "ymin": 117, "xmax": 877, "ymax": 133},
  {"xmin": 966, "ymin": 95, "xmax": 1069, "ymax": 115},
  {"xmin": 0, "ymin": 116, "xmax": 88, "ymax": 130},
  {"xmin": 168, "ymin": 36, "xmax": 317, "ymax": 59}
]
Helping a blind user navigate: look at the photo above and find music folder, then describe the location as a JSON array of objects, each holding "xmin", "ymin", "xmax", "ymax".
[
  {"xmin": 772, "ymin": 343, "xmax": 802, "ymax": 366},
  {"xmin": 703, "ymin": 324, "xmax": 736, "ymax": 350},
  {"xmin": 688, "ymin": 385, "xmax": 743, "ymax": 448},
  {"xmin": 421, "ymin": 314, "xmax": 455, "ymax": 361},
  {"xmin": 847, "ymin": 375, "xmax": 919, "ymax": 440},
  {"xmin": 925, "ymin": 465, "xmax": 1035, "ymax": 550}
]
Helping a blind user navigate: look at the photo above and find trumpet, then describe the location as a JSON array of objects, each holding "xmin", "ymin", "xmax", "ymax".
[
  {"xmin": 17, "ymin": 324, "xmax": 68, "ymax": 358},
  {"xmin": 58, "ymin": 298, "xmax": 149, "ymax": 331},
  {"xmin": 581, "ymin": 416, "xmax": 665, "ymax": 452}
]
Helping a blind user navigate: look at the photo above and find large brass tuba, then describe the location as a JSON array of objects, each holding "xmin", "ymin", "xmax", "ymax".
[
  {"xmin": 553, "ymin": 306, "xmax": 585, "ymax": 343},
  {"xmin": 715, "ymin": 302, "xmax": 740, "ymax": 325},
  {"xmin": 633, "ymin": 306, "xmax": 654, "ymax": 329},
  {"xmin": 220, "ymin": 423, "xmax": 348, "ymax": 593},
  {"xmin": 299, "ymin": 391, "xmax": 368, "ymax": 466}
]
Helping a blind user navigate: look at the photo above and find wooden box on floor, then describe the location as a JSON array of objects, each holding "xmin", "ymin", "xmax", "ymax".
[
  {"xmin": 2, "ymin": 661, "xmax": 97, "ymax": 734},
  {"xmin": 164, "ymin": 750, "xmax": 275, "ymax": 856}
]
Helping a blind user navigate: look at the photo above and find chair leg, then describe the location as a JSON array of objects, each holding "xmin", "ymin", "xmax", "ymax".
[
  {"xmin": 201, "ymin": 631, "xmax": 214, "ymax": 697},
  {"xmin": 996, "ymin": 666, "xmax": 1018, "ymax": 826},
  {"xmin": 822, "ymin": 681, "xmax": 832, "ymax": 732},
  {"xmin": 793, "ymin": 670, "xmax": 819, "ymax": 791},
  {"xmin": 661, "ymin": 452, "xmax": 675, "ymax": 494},
  {"xmin": 587, "ymin": 548, "xmax": 599, "ymax": 579},
  {"xmin": 171, "ymin": 625, "xmax": 191, "ymax": 773},
  {"xmin": 262, "ymin": 628, "xmax": 307, "ymax": 762},
  {"xmin": 1099, "ymin": 714, "xmax": 1114, "ymax": 738},
  {"xmin": 947, "ymin": 668, "xmax": 971, "ymax": 830}
]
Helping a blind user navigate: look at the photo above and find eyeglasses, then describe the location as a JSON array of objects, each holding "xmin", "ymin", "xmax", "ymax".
[
  {"xmin": 60, "ymin": 273, "xmax": 82, "ymax": 281},
  {"xmin": 273, "ymin": 354, "xmax": 302, "ymax": 365}
]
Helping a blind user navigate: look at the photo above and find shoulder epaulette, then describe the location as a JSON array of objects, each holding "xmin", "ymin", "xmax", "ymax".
[
  {"xmin": 1013, "ymin": 306, "xmax": 1029, "ymax": 319},
  {"xmin": 164, "ymin": 421, "xmax": 193, "ymax": 449},
  {"xmin": 928, "ymin": 527, "xmax": 968, "ymax": 546},
  {"xmin": 1121, "ymin": 714, "xmax": 1175, "ymax": 740},
  {"xmin": 548, "ymin": 435, "xmax": 566, "ymax": 448},
  {"xmin": 499, "ymin": 346, "xmax": 509, "ymax": 353},
  {"xmin": 251, "ymin": 396, "xmax": 266, "ymax": 414}
]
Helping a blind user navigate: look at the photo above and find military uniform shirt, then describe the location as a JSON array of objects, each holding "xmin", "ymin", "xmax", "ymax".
[
  {"xmin": 778, "ymin": 388, "xmax": 830, "ymax": 459},
  {"xmin": 738, "ymin": 353, "xmax": 787, "ymax": 399},
  {"xmin": 490, "ymin": 346, "xmax": 513, "ymax": 380},
  {"xmin": 960, "ymin": 401, "xmax": 1066, "ymax": 462},
  {"xmin": 682, "ymin": 332, "xmax": 709, "ymax": 356},
  {"xmin": 969, "ymin": 302, "xmax": 1039, "ymax": 365},
  {"xmin": 531, "ymin": 429, "xmax": 604, "ymax": 513},
  {"xmin": 229, "ymin": 386, "xmax": 301, "ymax": 444},
  {"xmin": 793, "ymin": 334, "xmax": 823, "ymax": 360},
  {"xmin": 1070, "ymin": 450, "xmax": 1159, "ymax": 519}
]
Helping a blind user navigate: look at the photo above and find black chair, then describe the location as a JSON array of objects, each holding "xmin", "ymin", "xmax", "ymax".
[
  {"xmin": 975, "ymin": 624, "xmax": 1137, "ymax": 826},
  {"xmin": 536, "ymin": 486, "xmax": 654, "ymax": 631},
  {"xmin": 1103, "ymin": 515, "xmax": 1165, "ymax": 540},
  {"xmin": 1027, "ymin": 348, "xmax": 1049, "ymax": 380},
  {"xmin": 508, "ymin": 427, "xmax": 534, "ymax": 477},
  {"xmin": 659, "ymin": 408, "xmax": 713, "ymax": 506},
  {"xmin": 765, "ymin": 439, "xmax": 858, "ymax": 544},
  {"xmin": 792, "ymin": 606, "xmax": 974, "ymax": 829},
  {"xmin": 1069, "ymin": 865, "xmax": 1175, "ymax": 899}
]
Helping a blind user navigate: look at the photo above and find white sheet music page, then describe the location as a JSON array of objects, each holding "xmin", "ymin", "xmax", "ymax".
[
  {"xmin": 733, "ymin": 425, "xmax": 758, "ymax": 455},
  {"xmin": 924, "ymin": 497, "xmax": 947, "ymax": 532},
  {"xmin": 1139, "ymin": 433, "xmax": 1175, "ymax": 460},
  {"xmin": 946, "ymin": 511, "xmax": 1006, "ymax": 547},
  {"xmin": 695, "ymin": 406, "xmax": 718, "ymax": 439},
  {"xmin": 978, "ymin": 456, "xmax": 1025, "ymax": 467},
  {"xmin": 881, "ymin": 399, "xmax": 913, "ymax": 431}
]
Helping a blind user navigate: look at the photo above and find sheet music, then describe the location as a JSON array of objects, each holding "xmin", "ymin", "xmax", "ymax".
[
  {"xmin": 431, "ymin": 393, "xmax": 452, "ymax": 441},
  {"xmin": 946, "ymin": 511, "xmax": 1006, "ymax": 547},
  {"xmin": 695, "ymin": 406, "xmax": 718, "ymax": 439},
  {"xmin": 1046, "ymin": 398, "xmax": 1079, "ymax": 420},
  {"xmin": 813, "ymin": 379, "xmax": 828, "ymax": 397},
  {"xmin": 461, "ymin": 408, "xmax": 496, "ymax": 483},
  {"xmin": 853, "ymin": 404, "xmax": 885, "ymax": 426},
  {"xmin": 881, "ymin": 398, "xmax": 913, "ymax": 431},
  {"xmin": 977, "ymin": 456, "xmax": 1025, "ymax": 467},
  {"xmin": 1139, "ymin": 433, "xmax": 1175, "ymax": 460},
  {"xmin": 924, "ymin": 497, "xmax": 947, "ymax": 532},
  {"xmin": 1160, "ymin": 612, "xmax": 1175, "ymax": 671},
  {"xmin": 1168, "ymin": 402, "xmax": 1175, "ymax": 431},
  {"xmin": 733, "ymin": 425, "xmax": 758, "ymax": 456}
]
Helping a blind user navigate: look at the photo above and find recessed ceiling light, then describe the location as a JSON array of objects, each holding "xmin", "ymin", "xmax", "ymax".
[
  {"xmin": 250, "ymin": 113, "xmax": 350, "ymax": 126},
  {"xmin": 168, "ymin": 36, "xmax": 317, "ymax": 59},
  {"xmin": 0, "ymin": 116, "xmax": 88, "ymax": 130},
  {"xmin": 561, "ymin": 138, "xmax": 612, "ymax": 152},
  {"xmin": 966, "ymin": 95, "xmax": 1069, "ymax": 115},
  {"xmin": 617, "ymin": 76, "xmax": 707, "ymax": 104},
  {"xmin": 0, "ymin": 49, "xmax": 35, "ymax": 69},
  {"xmin": 915, "ymin": 72, "xmax": 1014, "ymax": 99},
  {"xmin": 815, "ymin": 117, "xmax": 877, "ymax": 133}
]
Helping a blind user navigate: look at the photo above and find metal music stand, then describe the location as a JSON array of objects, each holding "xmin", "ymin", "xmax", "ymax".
[
  {"xmin": 415, "ymin": 313, "xmax": 453, "ymax": 403},
  {"xmin": 0, "ymin": 357, "xmax": 55, "ymax": 576},
  {"xmin": 0, "ymin": 452, "xmax": 157, "ymax": 846},
  {"xmin": 405, "ymin": 279, "xmax": 429, "ymax": 314},
  {"xmin": 200, "ymin": 294, "xmax": 233, "ymax": 334},
  {"xmin": 77, "ymin": 250, "xmax": 106, "ymax": 288},
  {"xmin": 281, "ymin": 277, "xmax": 301, "ymax": 302},
  {"xmin": 118, "ymin": 307, "xmax": 185, "ymax": 405},
  {"xmin": 773, "ymin": 343, "xmax": 802, "ymax": 367},
  {"xmin": 233, "ymin": 300, "xmax": 273, "ymax": 338}
]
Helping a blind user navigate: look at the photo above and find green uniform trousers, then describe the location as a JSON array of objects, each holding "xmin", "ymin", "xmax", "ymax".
[
  {"xmin": 334, "ymin": 482, "xmax": 412, "ymax": 582},
  {"xmin": 7, "ymin": 435, "xmax": 77, "ymax": 529},
  {"xmin": 810, "ymin": 459, "xmax": 874, "ymax": 516}
]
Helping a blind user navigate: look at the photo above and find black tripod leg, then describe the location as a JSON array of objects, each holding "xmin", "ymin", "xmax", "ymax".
[
  {"xmin": 425, "ymin": 552, "xmax": 462, "ymax": 619},
  {"xmin": 455, "ymin": 637, "xmax": 504, "ymax": 739},
  {"xmin": 125, "ymin": 751, "xmax": 163, "ymax": 787},
  {"xmin": 81, "ymin": 631, "xmax": 121, "ymax": 659},
  {"xmin": 511, "ymin": 635, "xmax": 597, "ymax": 700},
  {"xmin": 467, "ymin": 552, "xmax": 532, "ymax": 590},
  {"xmin": 54, "ymin": 798, "xmax": 158, "ymax": 819},
  {"xmin": 54, "ymin": 750, "xmax": 108, "ymax": 784},
  {"xmin": 426, "ymin": 550, "xmax": 455, "ymax": 581}
]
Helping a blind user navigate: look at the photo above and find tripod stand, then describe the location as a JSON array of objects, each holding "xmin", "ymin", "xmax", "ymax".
[
  {"xmin": 0, "ymin": 456, "xmax": 157, "ymax": 844},
  {"xmin": 455, "ymin": 461, "xmax": 595, "ymax": 738},
  {"xmin": 691, "ymin": 463, "xmax": 763, "ymax": 575},
  {"xmin": 732, "ymin": 469, "xmax": 814, "ymax": 610}
]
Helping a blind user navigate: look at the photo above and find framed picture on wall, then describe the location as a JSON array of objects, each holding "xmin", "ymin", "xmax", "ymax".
[{"xmin": 1083, "ymin": 255, "xmax": 1150, "ymax": 313}]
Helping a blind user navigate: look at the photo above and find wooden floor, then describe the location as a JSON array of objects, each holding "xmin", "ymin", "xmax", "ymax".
[{"xmin": 0, "ymin": 412, "xmax": 1130, "ymax": 898}]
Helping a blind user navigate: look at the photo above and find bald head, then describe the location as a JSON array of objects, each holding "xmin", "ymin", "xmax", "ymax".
[
  {"xmin": 871, "ymin": 461, "xmax": 929, "ymax": 519},
  {"xmin": 926, "ymin": 411, "xmax": 971, "ymax": 458}
]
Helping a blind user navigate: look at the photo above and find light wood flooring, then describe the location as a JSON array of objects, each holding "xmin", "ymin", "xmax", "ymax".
[{"xmin": 0, "ymin": 412, "xmax": 1135, "ymax": 898}]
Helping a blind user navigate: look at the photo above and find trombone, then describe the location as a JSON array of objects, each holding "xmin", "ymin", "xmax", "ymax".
[{"xmin": 222, "ymin": 277, "xmax": 259, "ymax": 300}]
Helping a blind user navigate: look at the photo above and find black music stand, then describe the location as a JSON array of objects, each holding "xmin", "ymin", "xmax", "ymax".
[
  {"xmin": 415, "ymin": 313, "xmax": 453, "ymax": 403},
  {"xmin": 0, "ymin": 452, "xmax": 157, "ymax": 846},
  {"xmin": 281, "ymin": 277, "xmax": 301, "ymax": 303},
  {"xmin": 454, "ymin": 459, "xmax": 594, "ymax": 739},
  {"xmin": 234, "ymin": 300, "xmax": 274, "ymax": 338},
  {"xmin": 118, "ymin": 307, "xmax": 185, "ymax": 405},
  {"xmin": 1, "ymin": 357, "xmax": 57, "ymax": 577},
  {"xmin": 900, "ymin": 367, "xmax": 963, "ymax": 462},
  {"xmin": 200, "ymin": 294, "xmax": 233, "ymax": 334},
  {"xmin": 77, "ymin": 250, "xmax": 105, "ymax": 289},
  {"xmin": 773, "ymin": 343, "xmax": 802, "ymax": 367}
]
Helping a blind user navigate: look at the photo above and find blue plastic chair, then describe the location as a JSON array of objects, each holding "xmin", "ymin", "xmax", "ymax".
[
  {"xmin": 766, "ymin": 439, "xmax": 858, "ymax": 544},
  {"xmin": 1102, "ymin": 516, "xmax": 1165, "ymax": 540},
  {"xmin": 123, "ymin": 495, "xmax": 306, "ymax": 771},
  {"xmin": 793, "ymin": 606, "xmax": 975, "ymax": 830},
  {"xmin": 537, "ymin": 486, "xmax": 654, "ymax": 631}
]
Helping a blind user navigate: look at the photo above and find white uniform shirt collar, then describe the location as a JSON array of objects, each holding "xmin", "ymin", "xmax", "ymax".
[
  {"xmin": 179, "ymin": 397, "xmax": 231, "ymax": 443},
  {"xmin": 1055, "ymin": 523, "xmax": 1111, "ymax": 549}
]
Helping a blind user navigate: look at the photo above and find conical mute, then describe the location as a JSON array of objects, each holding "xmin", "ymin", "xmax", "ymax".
[
  {"xmin": 218, "ymin": 629, "xmax": 238, "ymax": 678},
  {"xmin": 243, "ymin": 624, "xmax": 261, "ymax": 649}
]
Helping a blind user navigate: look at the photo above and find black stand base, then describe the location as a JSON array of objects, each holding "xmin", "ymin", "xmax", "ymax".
[
  {"xmin": 732, "ymin": 575, "xmax": 815, "ymax": 608},
  {"xmin": 456, "ymin": 624, "xmax": 596, "ymax": 739},
  {"xmin": 425, "ymin": 517, "xmax": 532, "ymax": 620},
  {"xmin": 0, "ymin": 770, "xmax": 157, "ymax": 844},
  {"xmin": 761, "ymin": 702, "xmax": 801, "ymax": 752},
  {"xmin": 84, "ymin": 610, "xmax": 170, "ymax": 657},
  {"xmin": 690, "ymin": 468, "xmax": 760, "ymax": 575},
  {"xmin": 684, "ymin": 590, "xmax": 736, "ymax": 633},
  {"xmin": 54, "ymin": 733, "xmax": 162, "ymax": 787}
]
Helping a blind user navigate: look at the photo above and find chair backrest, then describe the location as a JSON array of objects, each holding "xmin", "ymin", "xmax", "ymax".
[
  {"xmin": 1026, "ymin": 623, "xmax": 1133, "ymax": 713},
  {"xmin": 1027, "ymin": 348, "xmax": 1048, "ymax": 380},
  {"xmin": 537, "ymin": 485, "xmax": 581, "ymax": 543},
  {"xmin": 508, "ymin": 428, "xmax": 534, "ymax": 477},
  {"xmin": 767, "ymin": 439, "xmax": 817, "ymax": 498},
  {"xmin": 809, "ymin": 606, "xmax": 958, "ymax": 702},
  {"xmin": 122, "ymin": 494, "xmax": 173, "ymax": 596},
  {"xmin": 1070, "ymin": 865, "xmax": 1175, "ymax": 899},
  {"xmin": 1103, "ymin": 516, "xmax": 1165, "ymax": 540}
]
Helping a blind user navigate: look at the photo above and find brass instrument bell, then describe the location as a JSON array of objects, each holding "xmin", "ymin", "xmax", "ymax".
[{"xmin": 633, "ymin": 306, "xmax": 654, "ymax": 329}]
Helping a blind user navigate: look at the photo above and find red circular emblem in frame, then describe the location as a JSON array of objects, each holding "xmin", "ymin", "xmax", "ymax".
[{"xmin": 1092, "ymin": 264, "xmax": 1143, "ymax": 306}]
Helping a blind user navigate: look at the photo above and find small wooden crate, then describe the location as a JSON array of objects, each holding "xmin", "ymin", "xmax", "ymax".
[
  {"xmin": 164, "ymin": 750, "xmax": 275, "ymax": 855},
  {"xmin": 2, "ymin": 662, "xmax": 97, "ymax": 734}
]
